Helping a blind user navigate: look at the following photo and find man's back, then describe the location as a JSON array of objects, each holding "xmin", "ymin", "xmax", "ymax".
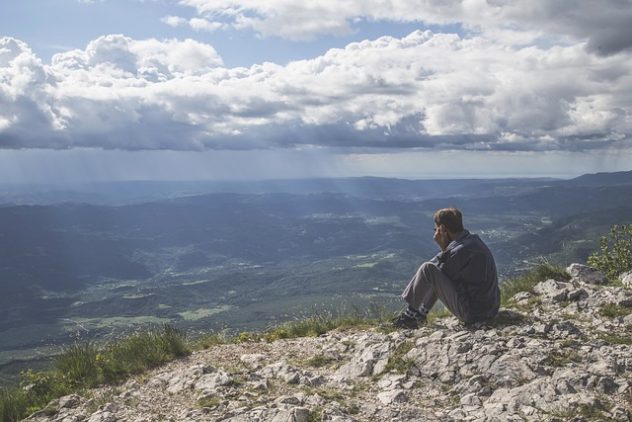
[{"xmin": 438, "ymin": 230, "xmax": 500, "ymax": 321}]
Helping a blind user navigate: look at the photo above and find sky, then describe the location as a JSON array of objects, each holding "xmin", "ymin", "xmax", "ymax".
[{"xmin": 1, "ymin": 0, "xmax": 632, "ymax": 183}]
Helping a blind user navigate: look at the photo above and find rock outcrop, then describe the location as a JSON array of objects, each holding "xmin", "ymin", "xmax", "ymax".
[{"xmin": 26, "ymin": 264, "xmax": 632, "ymax": 421}]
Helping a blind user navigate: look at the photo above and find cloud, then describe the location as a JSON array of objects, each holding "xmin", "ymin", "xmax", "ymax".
[
  {"xmin": 189, "ymin": 18, "xmax": 224, "ymax": 32},
  {"xmin": 176, "ymin": 0, "xmax": 632, "ymax": 54},
  {"xmin": 161, "ymin": 15, "xmax": 188, "ymax": 28},
  {"xmin": 1, "ymin": 31, "xmax": 631, "ymax": 151},
  {"xmin": 161, "ymin": 15, "xmax": 224, "ymax": 32}
]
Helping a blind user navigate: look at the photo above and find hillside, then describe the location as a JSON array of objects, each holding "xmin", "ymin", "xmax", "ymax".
[{"xmin": 22, "ymin": 264, "xmax": 632, "ymax": 422}]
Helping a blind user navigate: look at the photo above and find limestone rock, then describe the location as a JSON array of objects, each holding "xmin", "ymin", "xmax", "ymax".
[
  {"xmin": 195, "ymin": 368, "xmax": 232, "ymax": 395},
  {"xmin": 377, "ymin": 389, "xmax": 406, "ymax": 405},
  {"xmin": 567, "ymin": 263, "xmax": 607, "ymax": 284},
  {"xmin": 511, "ymin": 291, "xmax": 531, "ymax": 304},
  {"xmin": 240, "ymin": 353, "xmax": 267, "ymax": 369},
  {"xmin": 58, "ymin": 394, "xmax": 81, "ymax": 409},
  {"xmin": 333, "ymin": 338, "xmax": 392, "ymax": 382},
  {"xmin": 621, "ymin": 271, "xmax": 632, "ymax": 289},
  {"xmin": 533, "ymin": 279, "xmax": 571, "ymax": 302},
  {"xmin": 568, "ymin": 288, "xmax": 589, "ymax": 301}
]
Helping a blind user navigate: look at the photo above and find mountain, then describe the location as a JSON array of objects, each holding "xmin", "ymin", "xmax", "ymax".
[
  {"xmin": 0, "ymin": 177, "xmax": 557, "ymax": 206},
  {"xmin": 562, "ymin": 170, "xmax": 632, "ymax": 187}
]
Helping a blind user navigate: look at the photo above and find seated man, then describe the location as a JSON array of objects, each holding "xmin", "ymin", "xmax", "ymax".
[{"xmin": 393, "ymin": 207, "xmax": 500, "ymax": 329}]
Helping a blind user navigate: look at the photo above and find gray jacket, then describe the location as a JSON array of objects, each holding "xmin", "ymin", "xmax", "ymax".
[{"xmin": 431, "ymin": 230, "xmax": 500, "ymax": 320}]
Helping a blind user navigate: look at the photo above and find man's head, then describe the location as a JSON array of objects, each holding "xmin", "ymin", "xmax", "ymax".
[{"xmin": 433, "ymin": 207, "xmax": 464, "ymax": 236}]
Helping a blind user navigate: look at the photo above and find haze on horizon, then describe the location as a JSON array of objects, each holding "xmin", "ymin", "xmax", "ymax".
[{"xmin": 1, "ymin": 0, "xmax": 632, "ymax": 183}]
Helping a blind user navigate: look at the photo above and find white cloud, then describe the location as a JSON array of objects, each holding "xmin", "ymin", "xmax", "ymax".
[
  {"xmin": 52, "ymin": 35, "xmax": 223, "ymax": 77},
  {"xmin": 161, "ymin": 15, "xmax": 224, "ymax": 33},
  {"xmin": 1, "ymin": 32, "xmax": 631, "ymax": 151},
  {"xmin": 177, "ymin": 0, "xmax": 632, "ymax": 54},
  {"xmin": 161, "ymin": 15, "xmax": 188, "ymax": 28},
  {"xmin": 189, "ymin": 18, "xmax": 224, "ymax": 32}
]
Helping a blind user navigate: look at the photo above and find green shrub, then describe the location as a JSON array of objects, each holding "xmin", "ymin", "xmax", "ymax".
[
  {"xmin": 501, "ymin": 261, "xmax": 570, "ymax": 306},
  {"xmin": 588, "ymin": 224, "xmax": 632, "ymax": 281},
  {"xmin": 20, "ymin": 369, "xmax": 72, "ymax": 414}
]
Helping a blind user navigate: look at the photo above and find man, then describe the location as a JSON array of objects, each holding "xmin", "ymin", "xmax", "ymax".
[{"xmin": 393, "ymin": 207, "xmax": 500, "ymax": 329}]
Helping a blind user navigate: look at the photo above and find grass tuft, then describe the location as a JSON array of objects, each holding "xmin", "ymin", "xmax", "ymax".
[
  {"xmin": 542, "ymin": 349, "xmax": 581, "ymax": 367},
  {"xmin": 383, "ymin": 340, "xmax": 415, "ymax": 375},
  {"xmin": 55, "ymin": 342, "xmax": 100, "ymax": 388},
  {"xmin": 599, "ymin": 303, "xmax": 632, "ymax": 318},
  {"xmin": 101, "ymin": 325, "xmax": 189, "ymax": 383},
  {"xmin": 262, "ymin": 305, "xmax": 400, "ymax": 342},
  {"xmin": 598, "ymin": 332, "xmax": 632, "ymax": 345},
  {"xmin": 0, "ymin": 324, "xmax": 189, "ymax": 421},
  {"xmin": 306, "ymin": 355, "xmax": 335, "ymax": 368},
  {"xmin": 0, "ymin": 388, "xmax": 29, "ymax": 422},
  {"xmin": 264, "ymin": 305, "xmax": 395, "ymax": 341},
  {"xmin": 307, "ymin": 406, "xmax": 324, "ymax": 422},
  {"xmin": 194, "ymin": 331, "xmax": 233, "ymax": 349},
  {"xmin": 193, "ymin": 305, "xmax": 399, "ymax": 348},
  {"xmin": 197, "ymin": 395, "xmax": 221, "ymax": 409},
  {"xmin": 550, "ymin": 397, "xmax": 610, "ymax": 420},
  {"xmin": 426, "ymin": 308, "xmax": 452, "ymax": 325}
]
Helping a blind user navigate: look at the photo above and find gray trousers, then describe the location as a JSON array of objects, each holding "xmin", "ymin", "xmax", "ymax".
[{"xmin": 402, "ymin": 262, "xmax": 469, "ymax": 322}]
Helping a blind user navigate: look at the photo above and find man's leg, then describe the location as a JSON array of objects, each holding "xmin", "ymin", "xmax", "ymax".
[{"xmin": 401, "ymin": 262, "xmax": 468, "ymax": 322}]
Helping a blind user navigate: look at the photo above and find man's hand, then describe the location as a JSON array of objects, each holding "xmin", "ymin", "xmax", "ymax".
[{"xmin": 433, "ymin": 224, "xmax": 451, "ymax": 251}]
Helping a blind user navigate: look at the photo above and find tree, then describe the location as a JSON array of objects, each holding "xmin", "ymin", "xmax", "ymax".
[{"xmin": 588, "ymin": 224, "xmax": 632, "ymax": 281}]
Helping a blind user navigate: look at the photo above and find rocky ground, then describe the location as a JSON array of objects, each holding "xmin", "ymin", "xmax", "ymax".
[{"xmin": 25, "ymin": 264, "xmax": 632, "ymax": 422}]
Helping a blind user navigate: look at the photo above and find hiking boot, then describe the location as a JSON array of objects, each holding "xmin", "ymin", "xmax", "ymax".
[{"xmin": 392, "ymin": 312, "xmax": 423, "ymax": 329}]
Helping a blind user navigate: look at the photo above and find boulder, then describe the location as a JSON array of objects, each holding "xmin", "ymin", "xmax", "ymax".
[
  {"xmin": 567, "ymin": 263, "xmax": 607, "ymax": 284},
  {"xmin": 533, "ymin": 279, "xmax": 571, "ymax": 302},
  {"xmin": 195, "ymin": 369, "xmax": 232, "ymax": 395}
]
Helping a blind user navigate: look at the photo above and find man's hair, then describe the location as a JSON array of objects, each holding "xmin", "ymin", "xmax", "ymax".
[{"xmin": 433, "ymin": 207, "xmax": 464, "ymax": 233}]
